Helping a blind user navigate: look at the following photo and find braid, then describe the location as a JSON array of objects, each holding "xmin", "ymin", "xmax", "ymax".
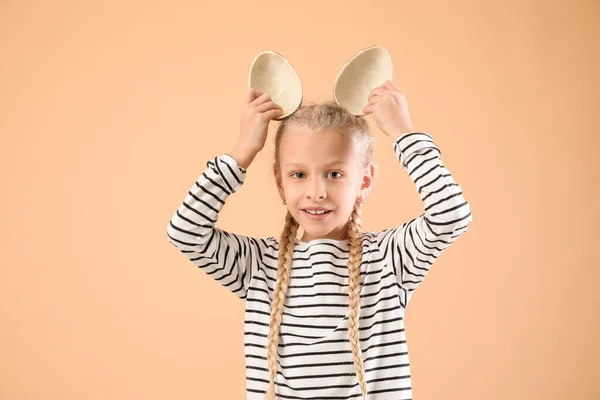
[
  {"xmin": 347, "ymin": 199, "xmax": 368, "ymax": 399},
  {"xmin": 265, "ymin": 210, "xmax": 299, "ymax": 400}
]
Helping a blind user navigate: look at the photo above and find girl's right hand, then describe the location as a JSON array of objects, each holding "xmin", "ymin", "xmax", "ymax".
[{"xmin": 239, "ymin": 88, "xmax": 284, "ymax": 154}]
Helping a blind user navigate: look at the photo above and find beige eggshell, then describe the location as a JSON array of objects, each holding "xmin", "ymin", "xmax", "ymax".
[
  {"xmin": 333, "ymin": 45, "xmax": 393, "ymax": 116},
  {"xmin": 248, "ymin": 51, "xmax": 303, "ymax": 120}
]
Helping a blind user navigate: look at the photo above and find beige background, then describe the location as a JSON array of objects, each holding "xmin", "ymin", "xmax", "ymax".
[{"xmin": 1, "ymin": 0, "xmax": 598, "ymax": 399}]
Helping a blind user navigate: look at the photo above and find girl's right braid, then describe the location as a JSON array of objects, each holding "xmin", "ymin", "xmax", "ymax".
[{"xmin": 265, "ymin": 210, "xmax": 299, "ymax": 400}]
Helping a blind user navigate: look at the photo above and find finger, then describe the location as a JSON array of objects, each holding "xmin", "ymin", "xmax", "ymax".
[
  {"xmin": 265, "ymin": 108, "xmax": 285, "ymax": 120},
  {"xmin": 367, "ymin": 93, "xmax": 380, "ymax": 104},
  {"xmin": 369, "ymin": 86, "xmax": 388, "ymax": 98},
  {"xmin": 383, "ymin": 80, "xmax": 394, "ymax": 90},
  {"xmin": 385, "ymin": 80, "xmax": 402, "ymax": 95},
  {"xmin": 367, "ymin": 91, "xmax": 383, "ymax": 104},
  {"xmin": 257, "ymin": 100, "xmax": 283, "ymax": 113},
  {"xmin": 362, "ymin": 103, "xmax": 373, "ymax": 115},
  {"xmin": 250, "ymin": 91, "xmax": 271, "ymax": 106},
  {"xmin": 246, "ymin": 87, "xmax": 263, "ymax": 103}
]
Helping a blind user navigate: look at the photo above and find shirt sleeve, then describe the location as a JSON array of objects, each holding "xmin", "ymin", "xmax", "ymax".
[
  {"xmin": 372, "ymin": 132, "xmax": 473, "ymax": 308},
  {"xmin": 166, "ymin": 153, "xmax": 271, "ymax": 300}
]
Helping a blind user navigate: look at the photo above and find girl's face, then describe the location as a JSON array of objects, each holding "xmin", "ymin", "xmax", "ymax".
[{"xmin": 274, "ymin": 127, "xmax": 374, "ymax": 242}]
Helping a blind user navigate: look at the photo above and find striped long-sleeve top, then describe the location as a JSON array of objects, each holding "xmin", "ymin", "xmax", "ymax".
[{"xmin": 166, "ymin": 132, "xmax": 473, "ymax": 399}]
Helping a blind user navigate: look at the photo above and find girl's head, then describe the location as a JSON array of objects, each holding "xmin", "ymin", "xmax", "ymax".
[
  {"xmin": 273, "ymin": 101, "xmax": 377, "ymax": 242},
  {"xmin": 265, "ymin": 101, "xmax": 376, "ymax": 400}
]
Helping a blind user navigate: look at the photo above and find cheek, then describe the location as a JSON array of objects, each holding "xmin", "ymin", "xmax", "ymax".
[{"xmin": 284, "ymin": 184, "xmax": 299, "ymax": 197}]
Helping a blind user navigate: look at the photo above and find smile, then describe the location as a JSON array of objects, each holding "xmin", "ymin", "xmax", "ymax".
[{"xmin": 302, "ymin": 209, "xmax": 332, "ymax": 220}]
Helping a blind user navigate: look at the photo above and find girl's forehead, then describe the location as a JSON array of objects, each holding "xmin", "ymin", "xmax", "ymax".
[{"xmin": 280, "ymin": 131, "xmax": 359, "ymax": 168}]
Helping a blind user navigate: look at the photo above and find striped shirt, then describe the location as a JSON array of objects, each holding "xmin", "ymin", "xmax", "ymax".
[{"xmin": 167, "ymin": 132, "xmax": 473, "ymax": 399}]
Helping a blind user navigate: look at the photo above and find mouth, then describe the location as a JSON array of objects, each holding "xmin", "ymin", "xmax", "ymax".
[{"xmin": 302, "ymin": 209, "xmax": 333, "ymax": 219}]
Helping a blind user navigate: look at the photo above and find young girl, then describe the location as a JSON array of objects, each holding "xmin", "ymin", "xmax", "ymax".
[{"xmin": 167, "ymin": 81, "xmax": 472, "ymax": 400}]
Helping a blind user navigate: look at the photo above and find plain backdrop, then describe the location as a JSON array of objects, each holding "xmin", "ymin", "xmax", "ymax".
[{"xmin": 1, "ymin": 0, "xmax": 598, "ymax": 399}]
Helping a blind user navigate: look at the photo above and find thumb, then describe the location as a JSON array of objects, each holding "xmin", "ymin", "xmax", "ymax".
[{"xmin": 362, "ymin": 103, "xmax": 372, "ymax": 115}]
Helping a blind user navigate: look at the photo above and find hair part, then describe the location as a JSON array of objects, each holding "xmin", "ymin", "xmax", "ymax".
[{"xmin": 265, "ymin": 101, "xmax": 375, "ymax": 399}]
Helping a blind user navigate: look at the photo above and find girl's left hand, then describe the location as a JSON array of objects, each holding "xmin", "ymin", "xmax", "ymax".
[{"xmin": 362, "ymin": 81, "xmax": 414, "ymax": 138}]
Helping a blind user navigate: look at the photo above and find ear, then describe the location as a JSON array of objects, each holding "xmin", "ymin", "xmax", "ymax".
[{"xmin": 358, "ymin": 163, "xmax": 376, "ymax": 200}]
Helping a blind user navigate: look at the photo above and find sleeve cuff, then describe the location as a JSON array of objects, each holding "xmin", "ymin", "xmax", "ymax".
[
  {"xmin": 221, "ymin": 153, "xmax": 247, "ymax": 174},
  {"xmin": 204, "ymin": 154, "xmax": 247, "ymax": 194},
  {"xmin": 392, "ymin": 132, "xmax": 441, "ymax": 168}
]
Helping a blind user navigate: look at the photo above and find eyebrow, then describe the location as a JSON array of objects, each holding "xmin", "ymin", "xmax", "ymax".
[{"xmin": 284, "ymin": 161, "xmax": 348, "ymax": 168}]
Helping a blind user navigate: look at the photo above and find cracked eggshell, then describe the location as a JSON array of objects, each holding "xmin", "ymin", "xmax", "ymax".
[
  {"xmin": 333, "ymin": 45, "xmax": 393, "ymax": 116},
  {"xmin": 248, "ymin": 51, "xmax": 303, "ymax": 120}
]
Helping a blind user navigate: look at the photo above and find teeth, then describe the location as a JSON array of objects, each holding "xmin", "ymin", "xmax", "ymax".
[{"xmin": 305, "ymin": 209, "xmax": 328, "ymax": 215}]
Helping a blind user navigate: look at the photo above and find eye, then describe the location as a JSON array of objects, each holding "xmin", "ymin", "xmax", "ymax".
[
  {"xmin": 291, "ymin": 172, "xmax": 305, "ymax": 179},
  {"xmin": 328, "ymin": 171, "xmax": 343, "ymax": 179}
]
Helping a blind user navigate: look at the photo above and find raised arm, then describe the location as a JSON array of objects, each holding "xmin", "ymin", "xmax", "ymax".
[
  {"xmin": 166, "ymin": 87, "xmax": 284, "ymax": 300},
  {"xmin": 373, "ymin": 132, "xmax": 473, "ymax": 308},
  {"xmin": 166, "ymin": 153, "xmax": 272, "ymax": 300}
]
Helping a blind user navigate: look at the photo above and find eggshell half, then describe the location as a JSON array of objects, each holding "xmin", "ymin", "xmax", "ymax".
[
  {"xmin": 248, "ymin": 51, "xmax": 303, "ymax": 120},
  {"xmin": 333, "ymin": 45, "xmax": 393, "ymax": 116}
]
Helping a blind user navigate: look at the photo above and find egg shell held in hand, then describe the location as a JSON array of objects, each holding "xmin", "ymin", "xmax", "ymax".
[
  {"xmin": 333, "ymin": 45, "xmax": 393, "ymax": 116},
  {"xmin": 248, "ymin": 51, "xmax": 303, "ymax": 120}
]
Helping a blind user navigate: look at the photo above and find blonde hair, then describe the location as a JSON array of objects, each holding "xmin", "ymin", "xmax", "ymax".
[{"xmin": 266, "ymin": 101, "xmax": 375, "ymax": 400}]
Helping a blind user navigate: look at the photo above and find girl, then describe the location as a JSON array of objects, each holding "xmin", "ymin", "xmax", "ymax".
[{"xmin": 167, "ymin": 81, "xmax": 472, "ymax": 400}]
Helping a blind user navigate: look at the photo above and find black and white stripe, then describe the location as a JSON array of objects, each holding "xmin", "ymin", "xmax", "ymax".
[
  {"xmin": 166, "ymin": 132, "xmax": 472, "ymax": 399},
  {"xmin": 373, "ymin": 132, "xmax": 472, "ymax": 308}
]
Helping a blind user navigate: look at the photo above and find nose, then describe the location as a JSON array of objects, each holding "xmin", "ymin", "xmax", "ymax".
[{"xmin": 306, "ymin": 176, "xmax": 327, "ymax": 201}]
